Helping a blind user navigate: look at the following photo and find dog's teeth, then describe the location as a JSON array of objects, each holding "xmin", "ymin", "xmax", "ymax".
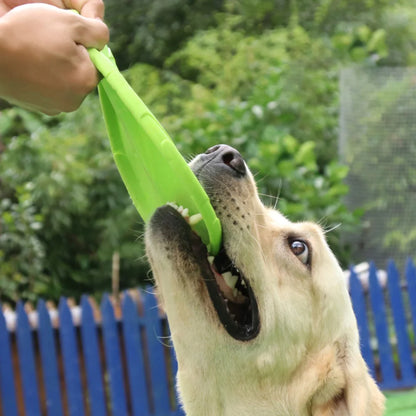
[
  {"xmin": 208, "ymin": 256, "xmax": 214, "ymax": 265},
  {"xmin": 168, "ymin": 203, "xmax": 202, "ymax": 226},
  {"xmin": 167, "ymin": 202, "xmax": 179, "ymax": 209},
  {"xmin": 233, "ymin": 288, "xmax": 238, "ymax": 297},
  {"xmin": 189, "ymin": 213, "xmax": 203, "ymax": 226},
  {"xmin": 240, "ymin": 279, "xmax": 246, "ymax": 288},
  {"xmin": 222, "ymin": 272, "xmax": 238, "ymax": 289}
]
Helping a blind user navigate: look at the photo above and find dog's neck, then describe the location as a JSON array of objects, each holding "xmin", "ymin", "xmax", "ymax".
[{"xmin": 172, "ymin": 335, "xmax": 327, "ymax": 416}]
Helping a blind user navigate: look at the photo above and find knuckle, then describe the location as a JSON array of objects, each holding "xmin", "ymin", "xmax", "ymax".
[
  {"xmin": 101, "ymin": 23, "xmax": 110, "ymax": 45},
  {"xmin": 80, "ymin": 64, "xmax": 99, "ymax": 93}
]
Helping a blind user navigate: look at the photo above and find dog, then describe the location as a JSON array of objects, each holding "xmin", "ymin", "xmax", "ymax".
[{"xmin": 145, "ymin": 145, "xmax": 385, "ymax": 416}]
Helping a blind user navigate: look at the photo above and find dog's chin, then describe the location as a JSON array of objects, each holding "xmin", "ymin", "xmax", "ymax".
[{"xmin": 150, "ymin": 205, "xmax": 260, "ymax": 342}]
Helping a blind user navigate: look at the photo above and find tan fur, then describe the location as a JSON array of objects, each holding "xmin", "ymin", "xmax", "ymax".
[{"xmin": 145, "ymin": 149, "xmax": 385, "ymax": 416}]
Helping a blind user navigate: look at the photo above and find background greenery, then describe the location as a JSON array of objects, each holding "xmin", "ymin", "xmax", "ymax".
[{"xmin": 1, "ymin": 0, "xmax": 415, "ymax": 303}]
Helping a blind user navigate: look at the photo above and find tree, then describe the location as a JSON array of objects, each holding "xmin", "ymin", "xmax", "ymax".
[
  {"xmin": 0, "ymin": 101, "xmax": 146, "ymax": 302},
  {"xmin": 105, "ymin": 0, "xmax": 224, "ymax": 69}
]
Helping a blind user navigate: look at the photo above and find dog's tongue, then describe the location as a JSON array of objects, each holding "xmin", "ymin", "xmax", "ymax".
[{"xmin": 210, "ymin": 265, "xmax": 246, "ymax": 304}]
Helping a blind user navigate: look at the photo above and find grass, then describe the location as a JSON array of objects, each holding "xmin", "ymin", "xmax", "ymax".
[{"xmin": 385, "ymin": 389, "xmax": 416, "ymax": 415}]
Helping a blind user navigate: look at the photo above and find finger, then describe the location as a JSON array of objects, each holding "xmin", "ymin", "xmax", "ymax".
[
  {"xmin": 72, "ymin": 15, "xmax": 109, "ymax": 49},
  {"xmin": 80, "ymin": 0, "xmax": 104, "ymax": 19},
  {"xmin": 0, "ymin": 0, "xmax": 63, "ymax": 16},
  {"xmin": 63, "ymin": 0, "xmax": 104, "ymax": 19},
  {"xmin": 3, "ymin": 0, "xmax": 64, "ymax": 8},
  {"xmin": 74, "ymin": 45, "xmax": 100, "ymax": 92}
]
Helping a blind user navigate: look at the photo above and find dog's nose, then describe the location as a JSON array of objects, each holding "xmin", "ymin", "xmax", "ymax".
[{"xmin": 204, "ymin": 145, "xmax": 246, "ymax": 176}]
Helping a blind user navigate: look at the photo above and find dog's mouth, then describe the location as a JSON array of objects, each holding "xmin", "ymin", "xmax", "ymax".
[
  {"xmin": 153, "ymin": 203, "xmax": 260, "ymax": 341},
  {"xmin": 206, "ymin": 246, "xmax": 260, "ymax": 341}
]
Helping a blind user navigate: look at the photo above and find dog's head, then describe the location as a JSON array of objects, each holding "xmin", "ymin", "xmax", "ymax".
[
  {"xmin": 145, "ymin": 145, "xmax": 384, "ymax": 415},
  {"xmin": 146, "ymin": 145, "xmax": 352, "ymax": 350}
]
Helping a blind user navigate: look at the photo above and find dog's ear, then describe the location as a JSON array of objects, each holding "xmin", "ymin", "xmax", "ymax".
[
  {"xmin": 312, "ymin": 351, "xmax": 385, "ymax": 416},
  {"xmin": 340, "ymin": 366, "xmax": 385, "ymax": 416}
]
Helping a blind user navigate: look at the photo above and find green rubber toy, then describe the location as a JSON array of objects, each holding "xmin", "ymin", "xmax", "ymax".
[{"xmin": 88, "ymin": 46, "xmax": 222, "ymax": 254}]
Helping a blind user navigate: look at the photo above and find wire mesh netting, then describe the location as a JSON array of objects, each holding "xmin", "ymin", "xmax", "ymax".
[{"xmin": 339, "ymin": 67, "xmax": 416, "ymax": 269}]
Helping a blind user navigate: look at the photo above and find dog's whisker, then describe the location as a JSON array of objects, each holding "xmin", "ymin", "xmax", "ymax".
[
  {"xmin": 185, "ymin": 153, "xmax": 198, "ymax": 163},
  {"xmin": 323, "ymin": 223, "xmax": 342, "ymax": 234},
  {"xmin": 156, "ymin": 333, "xmax": 174, "ymax": 348},
  {"xmin": 143, "ymin": 287, "xmax": 157, "ymax": 296},
  {"xmin": 259, "ymin": 193, "xmax": 280, "ymax": 209},
  {"xmin": 252, "ymin": 174, "xmax": 270, "ymax": 188}
]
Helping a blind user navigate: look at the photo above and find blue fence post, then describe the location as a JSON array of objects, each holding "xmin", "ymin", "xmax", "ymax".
[
  {"xmin": 16, "ymin": 302, "xmax": 42, "ymax": 416},
  {"xmin": 349, "ymin": 269, "xmax": 376, "ymax": 378},
  {"xmin": 0, "ymin": 306, "xmax": 18, "ymax": 416},
  {"xmin": 37, "ymin": 300, "xmax": 64, "ymax": 416},
  {"xmin": 122, "ymin": 292, "xmax": 151, "ymax": 416},
  {"xmin": 80, "ymin": 296, "xmax": 107, "ymax": 416},
  {"xmin": 168, "ymin": 335, "xmax": 186, "ymax": 416},
  {"xmin": 406, "ymin": 259, "xmax": 416, "ymax": 339},
  {"xmin": 142, "ymin": 289, "xmax": 171, "ymax": 415},
  {"xmin": 386, "ymin": 261, "xmax": 416, "ymax": 387},
  {"xmin": 368, "ymin": 263, "xmax": 397, "ymax": 389},
  {"xmin": 101, "ymin": 294, "xmax": 128, "ymax": 416},
  {"xmin": 58, "ymin": 298, "xmax": 86, "ymax": 416}
]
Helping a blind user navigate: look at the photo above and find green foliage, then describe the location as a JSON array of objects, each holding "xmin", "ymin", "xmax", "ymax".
[
  {"xmin": 105, "ymin": 0, "xmax": 224, "ymax": 69},
  {"xmin": 165, "ymin": 21, "xmax": 387, "ymax": 165},
  {"xmin": 342, "ymin": 69, "xmax": 416, "ymax": 265},
  {"xmin": 1, "ymin": 0, "xmax": 415, "ymax": 302},
  {"xmin": 0, "ymin": 184, "xmax": 46, "ymax": 302},
  {"xmin": 125, "ymin": 47, "xmax": 359, "ymax": 265},
  {"xmin": 380, "ymin": 3, "xmax": 416, "ymax": 66},
  {"xmin": 0, "ymin": 103, "xmax": 146, "ymax": 303},
  {"xmin": 332, "ymin": 25, "xmax": 388, "ymax": 62}
]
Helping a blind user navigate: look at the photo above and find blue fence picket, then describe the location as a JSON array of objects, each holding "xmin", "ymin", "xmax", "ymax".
[
  {"xmin": 349, "ymin": 269, "xmax": 376, "ymax": 378},
  {"xmin": 37, "ymin": 300, "xmax": 64, "ymax": 416},
  {"xmin": 406, "ymin": 259, "xmax": 416, "ymax": 339},
  {"xmin": 386, "ymin": 261, "xmax": 416, "ymax": 387},
  {"xmin": 368, "ymin": 263, "xmax": 397, "ymax": 388},
  {"xmin": 169, "ymin": 346, "xmax": 185, "ymax": 416},
  {"xmin": 0, "ymin": 305, "xmax": 18, "ymax": 416},
  {"xmin": 16, "ymin": 302, "xmax": 42, "ymax": 416},
  {"xmin": 122, "ymin": 293, "xmax": 151, "ymax": 416},
  {"xmin": 80, "ymin": 296, "xmax": 107, "ymax": 416},
  {"xmin": 101, "ymin": 295, "xmax": 128, "ymax": 416},
  {"xmin": 58, "ymin": 298, "xmax": 85, "ymax": 416},
  {"xmin": 142, "ymin": 289, "xmax": 171, "ymax": 415}
]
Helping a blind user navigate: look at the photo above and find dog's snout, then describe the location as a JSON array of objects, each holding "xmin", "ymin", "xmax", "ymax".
[{"xmin": 204, "ymin": 145, "xmax": 246, "ymax": 176}]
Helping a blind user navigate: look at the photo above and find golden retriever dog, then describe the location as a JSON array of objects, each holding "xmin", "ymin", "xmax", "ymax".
[{"xmin": 145, "ymin": 145, "xmax": 385, "ymax": 416}]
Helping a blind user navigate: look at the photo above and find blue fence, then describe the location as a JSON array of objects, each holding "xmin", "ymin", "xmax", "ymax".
[
  {"xmin": 350, "ymin": 259, "xmax": 416, "ymax": 390},
  {"xmin": 0, "ymin": 259, "xmax": 416, "ymax": 415},
  {"xmin": 0, "ymin": 291, "xmax": 184, "ymax": 416}
]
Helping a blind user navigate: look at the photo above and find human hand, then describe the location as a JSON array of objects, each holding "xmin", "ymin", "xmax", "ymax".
[
  {"xmin": 0, "ymin": 0, "xmax": 105, "ymax": 19},
  {"xmin": 0, "ymin": 3, "xmax": 109, "ymax": 114}
]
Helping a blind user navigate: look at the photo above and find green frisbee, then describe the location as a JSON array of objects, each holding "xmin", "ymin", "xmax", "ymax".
[{"xmin": 88, "ymin": 46, "xmax": 222, "ymax": 254}]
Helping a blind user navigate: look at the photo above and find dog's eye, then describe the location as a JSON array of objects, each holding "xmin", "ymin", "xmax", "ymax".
[{"xmin": 289, "ymin": 240, "xmax": 310, "ymax": 265}]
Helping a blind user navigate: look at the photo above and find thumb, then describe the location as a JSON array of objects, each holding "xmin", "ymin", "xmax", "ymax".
[{"xmin": 71, "ymin": 14, "xmax": 109, "ymax": 50}]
